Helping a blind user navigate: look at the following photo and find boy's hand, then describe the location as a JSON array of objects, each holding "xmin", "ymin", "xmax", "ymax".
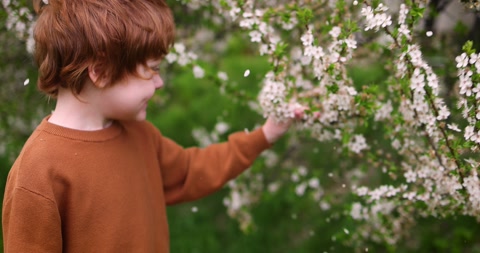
[{"xmin": 262, "ymin": 107, "xmax": 306, "ymax": 144}]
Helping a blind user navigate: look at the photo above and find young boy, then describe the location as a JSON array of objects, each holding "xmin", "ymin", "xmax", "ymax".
[{"xmin": 2, "ymin": 0, "xmax": 299, "ymax": 252}]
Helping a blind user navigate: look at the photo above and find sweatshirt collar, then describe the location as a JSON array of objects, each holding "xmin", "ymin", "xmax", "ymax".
[{"xmin": 37, "ymin": 115, "xmax": 123, "ymax": 142}]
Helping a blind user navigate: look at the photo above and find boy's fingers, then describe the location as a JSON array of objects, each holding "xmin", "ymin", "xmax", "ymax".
[
  {"xmin": 294, "ymin": 109, "xmax": 304, "ymax": 119},
  {"xmin": 292, "ymin": 106, "xmax": 308, "ymax": 119}
]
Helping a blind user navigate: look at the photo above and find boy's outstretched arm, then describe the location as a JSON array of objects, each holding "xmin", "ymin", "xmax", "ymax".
[{"xmin": 158, "ymin": 107, "xmax": 305, "ymax": 205}]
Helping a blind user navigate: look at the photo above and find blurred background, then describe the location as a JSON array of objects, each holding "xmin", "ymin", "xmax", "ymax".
[{"xmin": 2, "ymin": 0, "xmax": 480, "ymax": 252}]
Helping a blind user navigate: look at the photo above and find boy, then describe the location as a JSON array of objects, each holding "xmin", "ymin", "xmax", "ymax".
[{"xmin": 2, "ymin": 0, "xmax": 299, "ymax": 252}]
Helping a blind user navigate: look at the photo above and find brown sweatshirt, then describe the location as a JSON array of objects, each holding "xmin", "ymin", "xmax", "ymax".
[{"xmin": 2, "ymin": 117, "xmax": 270, "ymax": 252}]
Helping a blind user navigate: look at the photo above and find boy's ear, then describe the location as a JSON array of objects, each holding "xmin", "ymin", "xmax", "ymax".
[{"xmin": 87, "ymin": 64, "xmax": 108, "ymax": 88}]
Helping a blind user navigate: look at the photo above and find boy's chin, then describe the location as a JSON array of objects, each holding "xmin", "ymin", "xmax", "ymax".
[
  {"xmin": 115, "ymin": 112, "xmax": 147, "ymax": 122},
  {"xmin": 134, "ymin": 111, "xmax": 148, "ymax": 121}
]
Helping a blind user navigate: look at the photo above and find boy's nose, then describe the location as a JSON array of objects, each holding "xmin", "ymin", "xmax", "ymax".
[{"xmin": 154, "ymin": 75, "xmax": 164, "ymax": 89}]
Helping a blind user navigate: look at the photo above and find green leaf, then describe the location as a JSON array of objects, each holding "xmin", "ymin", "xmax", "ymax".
[
  {"xmin": 274, "ymin": 42, "xmax": 289, "ymax": 57},
  {"xmin": 297, "ymin": 7, "xmax": 313, "ymax": 26},
  {"xmin": 462, "ymin": 40, "xmax": 476, "ymax": 55},
  {"xmin": 219, "ymin": 0, "xmax": 229, "ymax": 8},
  {"xmin": 327, "ymin": 83, "xmax": 340, "ymax": 93},
  {"xmin": 410, "ymin": 7, "xmax": 425, "ymax": 19}
]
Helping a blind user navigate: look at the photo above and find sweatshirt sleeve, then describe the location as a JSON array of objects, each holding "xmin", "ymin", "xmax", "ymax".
[
  {"xmin": 2, "ymin": 187, "xmax": 62, "ymax": 253},
  {"xmin": 157, "ymin": 128, "xmax": 271, "ymax": 205}
]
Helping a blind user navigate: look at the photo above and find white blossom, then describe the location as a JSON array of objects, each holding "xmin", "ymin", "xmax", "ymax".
[
  {"xmin": 249, "ymin": 30, "xmax": 262, "ymax": 42},
  {"xmin": 447, "ymin": 123, "xmax": 461, "ymax": 132},
  {"xmin": 348, "ymin": 135, "xmax": 369, "ymax": 154},
  {"xmin": 398, "ymin": 4, "xmax": 409, "ymax": 24},
  {"xmin": 193, "ymin": 65, "xmax": 205, "ymax": 78},
  {"xmin": 469, "ymin": 53, "xmax": 479, "ymax": 65},
  {"xmin": 217, "ymin": 71, "xmax": 228, "ymax": 81},
  {"xmin": 329, "ymin": 26, "xmax": 341, "ymax": 38},
  {"xmin": 456, "ymin": 53, "xmax": 469, "ymax": 68},
  {"xmin": 214, "ymin": 122, "xmax": 229, "ymax": 134},
  {"xmin": 301, "ymin": 30, "xmax": 314, "ymax": 47},
  {"xmin": 375, "ymin": 101, "xmax": 393, "ymax": 121},
  {"xmin": 404, "ymin": 170, "xmax": 416, "ymax": 183},
  {"xmin": 295, "ymin": 183, "xmax": 308, "ymax": 196}
]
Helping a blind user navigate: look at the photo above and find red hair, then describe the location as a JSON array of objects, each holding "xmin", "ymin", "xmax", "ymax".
[{"xmin": 33, "ymin": 0, "xmax": 175, "ymax": 97}]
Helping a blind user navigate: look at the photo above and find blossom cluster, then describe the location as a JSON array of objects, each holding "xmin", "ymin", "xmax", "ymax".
[
  {"xmin": 456, "ymin": 52, "xmax": 480, "ymax": 145},
  {"xmin": 2, "ymin": 0, "xmax": 35, "ymax": 52},
  {"xmin": 192, "ymin": 122, "xmax": 230, "ymax": 147},
  {"xmin": 360, "ymin": 4, "xmax": 392, "ymax": 31},
  {"xmin": 258, "ymin": 72, "xmax": 293, "ymax": 121},
  {"xmin": 344, "ymin": 1, "xmax": 480, "ymax": 246},
  {"xmin": 222, "ymin": 172, "xmax": 263, "ymax": 232}
]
